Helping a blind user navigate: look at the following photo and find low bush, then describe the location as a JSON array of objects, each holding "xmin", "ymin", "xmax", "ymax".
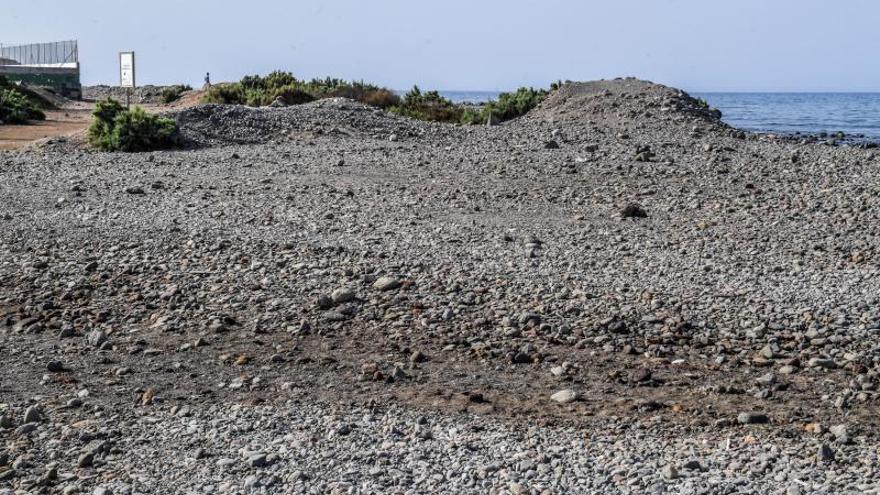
[
  {"xmin": 460, "ymin": 87, "xmax": 550, "ymax": 125},
  {"xmin": 200, "ymin": 72, "xmax": 400, "ymax": 109},
  {"xmin": 389, "ymin": 86, "xmax": 463, "ymax": 123},
  {"xmin": 0, "ymin": 76, "xmax": 48, "ymax": 124},
  {"xmin": 201, "ymin": 84, "xmax": 246, "ymax": 105},
  {"xmin": 0, "ymin": 88, "xmax": 46, "ymax": 124},
  {"xmin": 88, "ymin": 98, "xmax": 179, "ymax": 152},
  {"xmin": 198, "ymin": 71, "xmax": 555, "ymax": 125},
  {"xmin": 160, "ymin": 84, "xmax": 193, "ymax": 104},
  {"xmin": 484, "ymin": 87, "xmax": 549, "ymax": 122}
]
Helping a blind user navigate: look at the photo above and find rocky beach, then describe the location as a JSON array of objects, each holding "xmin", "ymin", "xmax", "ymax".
[{"xmin": 1, "ymin": 78, "xmax": 879, "ymax": 494}]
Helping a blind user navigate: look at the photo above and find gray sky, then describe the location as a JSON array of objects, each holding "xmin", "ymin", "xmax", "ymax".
[{"xmin": 4, "ymin": 0, "xmax": 879, "ymax": 92}]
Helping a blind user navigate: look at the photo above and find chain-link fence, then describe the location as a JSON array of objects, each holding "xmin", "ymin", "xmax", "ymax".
[{"xmin": 0, "ymin": 40, "xmax": 78, "ymax": 67}]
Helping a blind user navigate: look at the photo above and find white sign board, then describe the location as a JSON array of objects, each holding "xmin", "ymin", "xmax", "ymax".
[{"xmin": 119, "ymin": 52, "xmax": 135, "ymax": 88}]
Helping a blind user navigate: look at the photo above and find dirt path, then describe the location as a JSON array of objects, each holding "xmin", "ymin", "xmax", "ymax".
[{"xmin": 0, "ymin": 108, "xmax": 92, "ymax": 150}]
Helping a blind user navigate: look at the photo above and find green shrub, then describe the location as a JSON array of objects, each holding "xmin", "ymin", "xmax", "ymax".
[
  {"xmin": 390, "ymin": 86, "xmax": 463, "ymax": 123},
  {"xmin": 160, "ymin": 84, "xmax": 192, "ymax": 104},
  {"xmin": 202, "ymin": 84, "xmax": 246, "ymax": 105},
  {"xmin": 199, "ymin": 72, "xmax": 400, "ymax": 109},
  {"xmin": 0, "ymin": 87, "xmax": 46, "ymax": 124},
  {"xmin": 484, "ymin": 87, "xmax": 548, "ymax": 122},
  {"xmin": 458, "ymin": 87, "xmax": 550, "ymax": 125},
  {"xmin": 196, "ymin": 71, "xmax": 555, "ymax": 125},
  {"xmin": 88, "ymin": 98, "xmax": 179, "ymax": 152},
  {"xmin": 0, "ymin": 76, "xmax": 49, "ymax": 125},
  {"xmin": 263, "ymin": 70, "xmax": 296, "ymax": 89},
  {"xmin": 88, "ymin": 99, "xmax": 125, "ymax": 149},
  {"xmin": 459, "ymin": 107, "xmax": 484, "ymax": 125}
]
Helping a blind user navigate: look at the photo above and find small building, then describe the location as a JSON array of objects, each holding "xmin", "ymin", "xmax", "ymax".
[{"xmin": 0, "ymin": 40, "xmax": 81, "ymax": 99}]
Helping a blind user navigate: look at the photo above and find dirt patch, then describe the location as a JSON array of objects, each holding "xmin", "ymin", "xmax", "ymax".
[{"xmin": 0, "ymin": 109, "xmax": 92, "ymax": 150}]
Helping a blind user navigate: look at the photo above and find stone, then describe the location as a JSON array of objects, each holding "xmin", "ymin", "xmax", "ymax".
[
  {"xmin": 755, "ymin": 373, "xmax": 776, "ymax": 385},
  {"xmin": 512, "ymin": 352, "xmax": 532, "ymax": 364},
  {"xmin": 737, "ymin": 412, "xmax": 769, "ymax": 424},
  {"xmin": 817, "ymin": 443, "xmax": 835, "ymax": 462},
  {"xmin": 373, "ymin": 276, "xmax": 402, "ymax": 291},
  {"xmin": 247, "ymin": 453, "xmax": 268, "ymax": 468},
  {"xmin": 830, "ymin": 424, "xmax": 850, "ymax": 444},
  {"xmin": 87, "ymin": 330, "xmax": 107, "ymax": 348},
  {"xmin": 93, "ymin": 487, "xmax": 113, "ymax": 495},
  {"xmin": 661, "ymin": 464, "xmax": 678, "ymax": 480},
  {"xmin": 23, "ymin": 406, "xmax": 42, "ymax": 424},
  {"xmin": 778, "ymin": 365, "xmax": 797, "ymax": 375},
  {"xmin": 634, "ymin": 368, "xmax": 653, "ymax": 383},
  {"xmin": 621, "ymin": 204, "xmax": 648, "ymax": 219},
  {"xmin": 807, "ymin": 357, "xmax": 837, "ymax": 369},
  {"xmin": 78, "ymin": 452, "xmax": 94, "ymax": 468},
  {"xmin": 316, "ymin": 294, "xmax": 333, "ymax": 310},
  {"xmin": 550, "ymin": 389, "xmax": 578, "ymax": 404},
  {"xmin": 330, "ymin": 287, "xmax": 355, "ymax": 304},
  {"xmin": 46, "ymin": 360, "xmax": 64, "ymax": 372},
  {"xmin": 125, "ymin": 186, "xmax": 145, "ymax": 195}
]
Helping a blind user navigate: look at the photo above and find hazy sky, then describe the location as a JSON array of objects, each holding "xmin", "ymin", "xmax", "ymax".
[{"xmin": 3, "ymin": 0, "xmax": 879, "ymax": 92}]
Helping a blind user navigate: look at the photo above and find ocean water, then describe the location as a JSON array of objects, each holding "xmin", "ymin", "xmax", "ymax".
[
  {"xmin": 695, "ymin": 93, "xmax": 880, "ymax": 139},
  {"xmin": 440, "ymin": 91, "xmax": 502, "ymax": 104},
  {"xmin": 440, "ymin": 90, "xmax": 880, "ymax": 140}
]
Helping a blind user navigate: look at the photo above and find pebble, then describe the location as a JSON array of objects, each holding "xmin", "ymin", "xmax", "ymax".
[
  {"xmin": 737, "ymin": 412, "xmax": 769, "ymax": 424},
  {"xmin": 373, "ymin": 276, "xmax": 402, "ymax": 291},
  {"xmin": 550, "ymin": 389, "xmax": 578, "ymax": 404},
  {"xmin": 23, "ymin": 406, "xmax": 42, "ymax": 424},
  {"xmin": 330, "ymin": 287, "xmax": 355, "ymax": 304},
  {"xmin": 818, "ymin": 443, "xmax": 835, "ymax": 462}
]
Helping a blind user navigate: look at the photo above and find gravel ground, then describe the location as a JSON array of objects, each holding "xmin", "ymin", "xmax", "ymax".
[
  {"xmin": 81, "ymin": 85, "xmax": 183, "ymax": 105},
  {"xmin": 2, "ymin": 78, "xmax": 880, "ymax": 494}
]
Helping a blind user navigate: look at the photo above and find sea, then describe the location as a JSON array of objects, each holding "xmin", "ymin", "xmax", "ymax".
[{"xmin": 440, "ymin": 91, "xmax": 880, "ymax": 140}]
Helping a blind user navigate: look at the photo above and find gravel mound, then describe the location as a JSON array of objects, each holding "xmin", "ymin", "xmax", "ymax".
[
  {"xmin": 171, "ymin": 98, "xmax": 459, "ymax": 147},
  {"xmin": 82, "ymin": 85, "xmax": 177, "ymax": 105},
  {"xmin": 524, "ymin": 77, "xmax": 728, "ymax": 135}
]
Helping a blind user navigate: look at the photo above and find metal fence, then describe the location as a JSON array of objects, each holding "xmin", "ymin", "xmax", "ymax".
[{"xmin": 0, "ymin": 40, "xmax": 78, "ymax": 66}]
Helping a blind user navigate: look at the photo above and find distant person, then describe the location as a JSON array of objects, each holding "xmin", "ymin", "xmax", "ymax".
[{"xmin": 204, "ymin": 72, "xmax": 211, "ymax": 89}]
